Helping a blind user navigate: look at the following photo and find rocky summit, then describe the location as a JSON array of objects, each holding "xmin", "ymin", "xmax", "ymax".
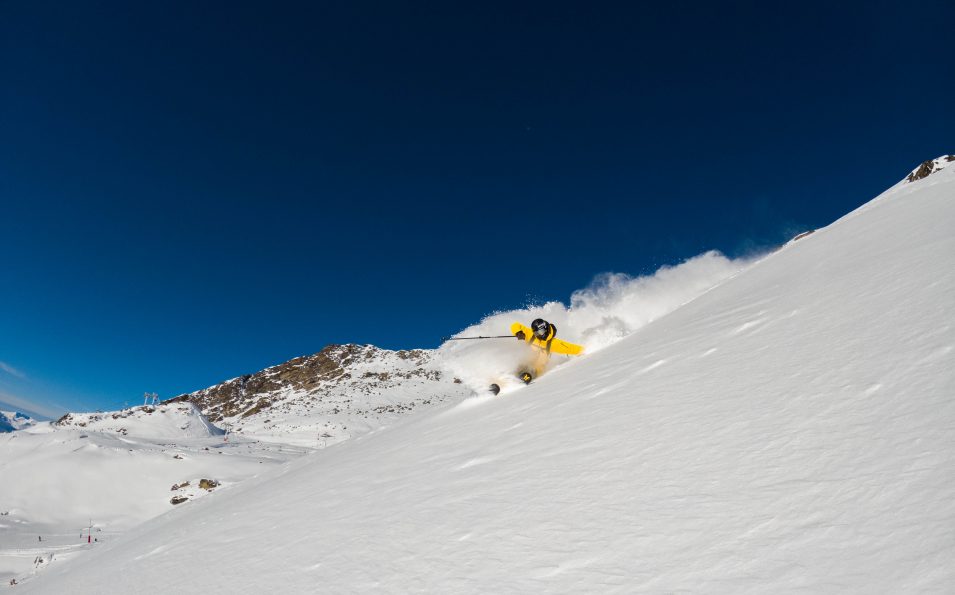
[
  {"xmin": 905, "ymin": 155, "xmax": 955, "ymax": 183},
  {"xmin": 166, "ymin": 343, "xmax": 471, "ymax": 447}
]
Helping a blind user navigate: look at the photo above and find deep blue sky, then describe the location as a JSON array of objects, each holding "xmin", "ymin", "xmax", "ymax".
[{"xmin": 1, "ymin": 1, "xmax": 952, "ymax": 417}]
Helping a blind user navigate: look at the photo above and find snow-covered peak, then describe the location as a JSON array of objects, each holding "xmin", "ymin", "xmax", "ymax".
[
  {"xmin": 905, "ymin": 154, "xmax": 955, "ymax": 183},
  {"xmin": 167, "ymin": 343, "xmax": 471, "ymax": 447},
  {"xmin": 0, "ymin": 410, "xmax": 35, "ymax": 432}
]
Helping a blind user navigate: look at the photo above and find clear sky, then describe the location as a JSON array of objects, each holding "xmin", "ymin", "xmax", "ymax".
[{"xmin": 1, "ymin": 1, "xmax": 952, "ymax": 417}]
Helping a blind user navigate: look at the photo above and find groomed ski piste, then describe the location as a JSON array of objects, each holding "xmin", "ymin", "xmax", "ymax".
[{"xmin": 7, "ymin": 160, "xmax": 955, "ymax": 593}]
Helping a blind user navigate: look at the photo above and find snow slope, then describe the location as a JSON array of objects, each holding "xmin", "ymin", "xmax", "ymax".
[
  {"xmin": 53, "ymin": 402, "xmax": 224, "ymax": 440},
  {"xmin": 0, "ymin": 409, "xmax": 305, "ymax": 585},
  {"xmin": 438, "ymin": 249, "xmax": 752, "ymax": 394},
  {"xmin": 16, "ymin": 163, "xmax": 955, "ymax": 593}
]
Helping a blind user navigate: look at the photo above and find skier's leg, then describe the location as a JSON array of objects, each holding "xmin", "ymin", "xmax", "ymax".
[{"xmin": 532, "ymin": 350, "xmax": 550, "ymax": 377}]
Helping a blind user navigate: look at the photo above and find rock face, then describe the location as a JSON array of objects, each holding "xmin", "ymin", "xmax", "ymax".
[
  {"xmin": 166, "ymin": 343, "xmax": 470, "ymax": 447},
  {"xmin": 906, "ymin": 155, "xmax": 955, "ymax": 183}
]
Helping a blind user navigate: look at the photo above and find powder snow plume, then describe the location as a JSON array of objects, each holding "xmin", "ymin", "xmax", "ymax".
[{"xmin": 437, "ymin": 250, "xmax": 753, "ymax": 392}]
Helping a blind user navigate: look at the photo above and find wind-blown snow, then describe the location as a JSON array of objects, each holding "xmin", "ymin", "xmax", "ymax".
[
  {"xmin": 439, "ymin": 250, "xmax": 751, "ymax": 393},
  {"xmin": 11, "ymin": 161, "xmax": 955, "ymax": 593}
]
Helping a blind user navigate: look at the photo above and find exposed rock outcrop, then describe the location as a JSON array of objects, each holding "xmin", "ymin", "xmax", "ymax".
[
  {"xmin": 163, "ymin": 343, "xmax": 470, "ymax": 447},
  {"xmin": 906, "ymin": 155, "xmax": 954, "ymax": 183}
]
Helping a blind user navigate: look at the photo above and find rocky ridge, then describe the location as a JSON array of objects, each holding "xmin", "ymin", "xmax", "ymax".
[
  {"xmin": 166, "ymin": 343, "xmax": 470, "ymax": 447},
  {"xmin": 905, "ymin": 155, "xmax": 954, "ymax": 183}
]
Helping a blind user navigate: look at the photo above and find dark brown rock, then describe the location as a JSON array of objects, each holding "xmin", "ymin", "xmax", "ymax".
[
  {"xmin": 164, "ymin": 344, "xmax": 441, "ymax": 424},
  {"xmin": 906, "ymin": 156, "xmax": 954, "ymax": 183}
]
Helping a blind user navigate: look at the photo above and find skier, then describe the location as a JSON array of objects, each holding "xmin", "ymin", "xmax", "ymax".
[
  {"xmin": 513, "ymin": 319, "xmax": 560, "ymax": 384},
  {"xmin": 445, "ymin": 318, "xmax": 580, "ymax": 395}
]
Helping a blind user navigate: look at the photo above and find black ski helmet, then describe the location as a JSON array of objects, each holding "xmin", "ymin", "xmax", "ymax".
[{"xmin": 531, "ymin": 318, "xmax": 553, "ymax": 340}]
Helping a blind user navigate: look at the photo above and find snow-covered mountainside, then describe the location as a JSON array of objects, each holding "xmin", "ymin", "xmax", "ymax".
[
  {"xmin": 1, "ymin": 346, "xmax": 472, "ymax": 586},
  {"xmin": 12, "ymin": 158, "xmax": 955, "ymax": 593},
  {"xmin": 53, "ymin": 402, "xmax": 222, "ymax": 440},
  {"xmin": 167, "ymin": 343, "xmax": 471, "ymax": 447},
  {"xmin": 0, "ymin": 416, "xmax": 304, "ymax": 586},
  {"xmin": 0, "ymin": 411, "xmax": 35, "ymax": 433}
]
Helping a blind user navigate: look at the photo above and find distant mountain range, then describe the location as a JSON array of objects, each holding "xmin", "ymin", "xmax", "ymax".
[{"xmin": 0, "ymin": 411, "xmax": 35, "ymax": 432}]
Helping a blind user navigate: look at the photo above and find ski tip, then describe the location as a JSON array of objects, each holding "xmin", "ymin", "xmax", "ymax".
[{"xmin": 489, "ymin": 384, "xmax": 501, "ymax": 396}]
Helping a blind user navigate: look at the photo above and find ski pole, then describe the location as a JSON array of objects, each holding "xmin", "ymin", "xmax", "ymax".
[{"xmin": 441, "ymin": 335, "xmax": 514, "ymax": 341}]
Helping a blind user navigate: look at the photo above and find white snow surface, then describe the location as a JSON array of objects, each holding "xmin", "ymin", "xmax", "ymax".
[
  {"xmin": 0, "ymin": 407, "xmax": 304, "ymax": 585},
  {"xmin": 11, "ymin": 163, "xmax": 955, "ymax": 592},
  {"xmin": 53, "ymin": 402, "xmax": 224, "ymax": 440},
  {"xmin": 439, "ymin": 249, "xmax": 752, "ymax": 394}
]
